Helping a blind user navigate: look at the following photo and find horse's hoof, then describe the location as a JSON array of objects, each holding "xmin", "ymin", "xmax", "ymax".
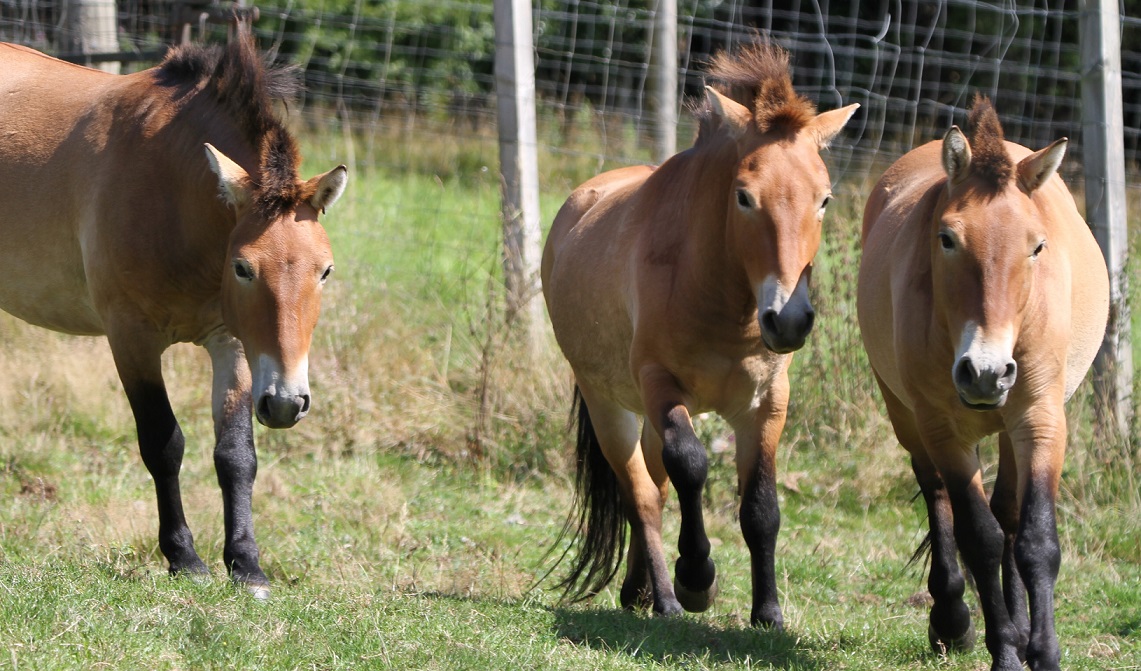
[
  {"xmin": 673, "ymin": 575, "xmax": 718, "ymax": 612},
  {"xmin": 653, "ymin": 597, "xmax": 685, "ymax": 617},
  {"xmin": 245, "ymin": 583, "xmax": 270, "ymax": 600},
  {"xmin": 750, "ymin": 605, "xmax": 784, "ymax": 631},
  {"xmin": 928, "ymin": 618, "xmax": 976, "ymax": 654}
]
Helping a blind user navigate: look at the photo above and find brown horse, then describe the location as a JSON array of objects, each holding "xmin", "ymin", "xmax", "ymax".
[
  {"xmin": 542, "ymin": 44, "xmax": 858, "ymax": 626},
  {"xmin": 858, "ymin": 96, "xmax": 1108, "ymax": 670},
  {"xmin": 0, "ymin": 28, "xmax": 347, "ymax": 595}
]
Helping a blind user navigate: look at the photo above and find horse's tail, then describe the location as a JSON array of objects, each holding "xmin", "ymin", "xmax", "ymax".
[
  {"xmin": 908, "ymin": 530, "xmax": 933, "ymax": 569},
  {"xmin": 906, "ymin": 487, "xmax": 933, "ymax": 571},
  {"xmin": 547, "ymin": 386, "xmax": 627, "ymax": 602}
]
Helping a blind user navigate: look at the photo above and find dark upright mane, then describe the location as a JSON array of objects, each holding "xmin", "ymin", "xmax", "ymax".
[
  {"xmin": 157, "ymin": 25, "xmax": 305, "ymax": 219},
  {"xmin": 966, "ymin": 94, "xmax": 1014, "ymax": 188},
  {"xmin": 694, "ymin": 42, "xmax": 817, "ymax": 144}
]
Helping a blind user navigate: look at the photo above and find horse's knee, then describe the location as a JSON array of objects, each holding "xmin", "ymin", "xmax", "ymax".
[{"xmin": 660, "ymin": 425, "xmax": 706, "ymax": 493}]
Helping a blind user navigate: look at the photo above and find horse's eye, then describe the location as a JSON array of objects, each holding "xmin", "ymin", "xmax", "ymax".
[
  {"xmin": 320, "ymin": 265, "xmax": 334, "ymax": 283},
  {"xmin": 821, "ymin": 195, "xmax": 832, "ymax": 209},
  {"xmin": 736, "ymin": 190, "xmax": 751, "ymax": 209},
  {"xmin": 1033, "ymin": 240, "xmax": 1047, "ymax": 258},
  {"xmin": 938, "ymin": 232, "xmax": 955, "ymax": 251},
  {"xmin": 233, "ymin": 259, "xmax": 254, "ymax": 281}
]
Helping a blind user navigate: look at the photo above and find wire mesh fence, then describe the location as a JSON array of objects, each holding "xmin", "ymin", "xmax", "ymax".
[{"xmin": 3, "ymin": 0, "xmax": 1139, "ymax": 183}]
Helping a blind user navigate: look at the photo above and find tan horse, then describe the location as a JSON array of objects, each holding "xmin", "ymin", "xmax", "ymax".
[
  {"xmin": 0, "ymin": 28, "xmax": 347, "ymax": 596},
  {"xmin": 542, "ymin": 44, "xmax": 858, "ymax": 626},
  {"xmin": 858, "ymin": 96, "xmax": 1108, "ymax": 670}
]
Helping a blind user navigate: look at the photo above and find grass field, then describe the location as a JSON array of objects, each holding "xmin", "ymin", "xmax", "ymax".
[{"xmin": 0, "ymin": 128, "xmax": 1139, "ymax": 670}]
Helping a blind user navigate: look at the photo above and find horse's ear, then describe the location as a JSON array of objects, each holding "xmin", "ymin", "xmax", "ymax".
[
  {"xmin": 706, "ymin": 86, "xmax": 751, "ymax": 140},
  {"xmin": 204, "ymin": 143, "xmax": 251, "ymax": 208},
  {"xmin": 1017, "ymin": 138, "xmax": 1067, "ymax": 194},
  {"xmin": 942, "ymin": 126, "xmax": 972, "ymax": 185},
  {"xmin": 307, "ymin": 165, "xmax": 349, "ymax": 214},
  {"xmin": 809, "ymin": 103, "xmax": 860, "ymax": 149}
]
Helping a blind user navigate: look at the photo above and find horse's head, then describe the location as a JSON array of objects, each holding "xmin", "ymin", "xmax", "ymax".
[
  {"xmin": 706, "ymin": 86, "xmax": 858, "ymax": 353},
  {"xmin": 206, "ymin": 143, "xmax": 347, "ymax": 428},
  {"xmin": 933, "ymin": 98, "xmax": 1066, "ymax": 409}
]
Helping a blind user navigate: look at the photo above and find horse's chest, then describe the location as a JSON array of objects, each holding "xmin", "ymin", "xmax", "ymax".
[{"xmin": 669, "ymin": 345, "xmax": 778, "ymax": 413}]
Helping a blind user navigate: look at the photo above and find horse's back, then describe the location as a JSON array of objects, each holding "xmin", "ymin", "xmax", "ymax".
[
  {"xmin": 542, "ymin": 165, "xmax": 655, "ymax": 407},
  {"xmin": 0, "ymin": 44, "xmax": 130, "ymax": 334},
  {"xmin": 858, "ymin": 142, "xmax": 947, "ymax": 404}
]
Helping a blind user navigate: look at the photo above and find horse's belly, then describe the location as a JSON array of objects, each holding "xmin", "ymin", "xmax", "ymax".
[
  {"xmin": 0, "ymin": 226, "xmax": 102, "ymax": 334},
  {"xmin": 0, "ymin": 285, "xmax": 103, "ymax": 335}
]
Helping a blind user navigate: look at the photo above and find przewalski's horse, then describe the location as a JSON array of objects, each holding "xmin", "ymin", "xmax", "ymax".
[
  {"xmin": 858, "ymin": 96, "xmax": 1108, "ymax": 670},
  {"xmin": 0, "ymin": 29, "xmax": 347, "ymax": 596},
  {"xmin": 542, "ymin": 44, "xmax": 858, "ymax": 626}
]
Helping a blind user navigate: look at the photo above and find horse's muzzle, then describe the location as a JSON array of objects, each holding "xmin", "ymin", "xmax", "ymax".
[
  {"xmin": 953, "ymin": 356, "xmax": 1016, "ymax": 410},
  {"xmin": 759, "ymin": 306, "xmax": 815, "ymax": 354},
  {"xmin": 256, "ymin": 392, "xmax": 311, "ymax": 428}
]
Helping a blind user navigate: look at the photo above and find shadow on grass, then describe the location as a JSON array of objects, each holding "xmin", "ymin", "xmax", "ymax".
[{"xmin": 551, "ymin": 606, "xmax": 822, "ymax": 669}]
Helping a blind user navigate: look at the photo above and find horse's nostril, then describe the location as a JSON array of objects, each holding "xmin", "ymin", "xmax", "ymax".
[
  {"xmin": 803, "ymin": 309, "xmax": 815, "ymax": 333},
  {"xmin": 953, "ymin": 358, "xmax": 976, "ymax": 389},
  {"xmin": 298, "ymin": 394, "xmax": 311, "ymax": 415},
  {"xmin": 999, "ymin": 361, "xmax": 1018, "ymax": 389},
  {"xmin": 760, "ymin": 309, "xmax": 779, "ymax": 335},
  {"xmin": 256, "ymin": 395, "xmax": 271, "ymax": 420}
]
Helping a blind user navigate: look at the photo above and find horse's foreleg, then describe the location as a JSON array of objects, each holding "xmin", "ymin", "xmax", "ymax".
[
  {"xmin": 992, "ymin": 433, "xmax": 1029, "ymax": 660},
  {"xmin": 641, "ymin": 367, "xmax": 716, "ymax": 614},
  {"xmin": 109, "ymin": 332, "xmax": 208, "ymax": 577},
  {"xmin": 205, "ymin": 333, "xmax": 269, "ymax": 597},
  {"xmin": 732, "ymin": 373, "xmax": 788, "ymax": 630},
  {"xmin": 876, "ymin": 375, "xmax": 974, "ymax": 651},
  {"xmin": 1010, "ymin": 413, "xmax": 1066, "ymax": 671},
  {"xmin": 922, "ymin": 416, "xmax": 1022, "ymax": 671}
]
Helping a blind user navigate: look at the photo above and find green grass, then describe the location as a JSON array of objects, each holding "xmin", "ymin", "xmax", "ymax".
[{"xmin": 0, "ymin": 128, "xmax": 1138, "ymax": 669}]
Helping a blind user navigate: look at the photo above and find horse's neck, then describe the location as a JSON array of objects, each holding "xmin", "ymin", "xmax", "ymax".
[{"xmin": 650, "ymin": 139, "xmax": 753, "ymax": 311}]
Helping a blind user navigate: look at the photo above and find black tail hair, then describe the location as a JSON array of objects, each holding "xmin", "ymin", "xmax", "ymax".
[
  {"xmin": 540, "ymin": 386, "xmax": 628, "ymax": 602},
  {"xmin": 906, "ymin": 487, "xmax": 933, "ymax": 571}
]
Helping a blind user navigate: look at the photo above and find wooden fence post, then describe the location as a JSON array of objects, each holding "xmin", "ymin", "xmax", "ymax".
[
  {"xmin": 64, "ymin": 0, "xmax": 120, "ymax": 73},
  {"xmin": 1080, "ymin": 0, "xmax": 1133, "ymax": 439},
  {"xmin": 493, "ymin": 0, "xmax": 544, "ymax": 354}
]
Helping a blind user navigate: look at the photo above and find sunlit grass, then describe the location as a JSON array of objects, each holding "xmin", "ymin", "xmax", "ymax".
[{"xmin": 0, "ymin": 123, "xmax": 1137, "ymax": 669}]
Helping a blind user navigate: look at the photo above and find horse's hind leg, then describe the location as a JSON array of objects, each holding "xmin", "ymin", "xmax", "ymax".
[
  {"xmin": 578, "ymin": 384, "xmax": 681, "ymax": 615},
  {"xmin": 992, "ymin": 432, "xmax": 1029, "ymax": 660},
  {"xmin": 639, "ymin": 366, "xmax": 717, "ymax": 615},
  {"xmin": 618, "ymin": 421, "xmax": 670, "ymax": 610},
  {"xmin": 108, "ymin": 331, "xmax": 209, "ymax": 577},
  {"xmin": 205, "ymin": 333, "xmax": 269, "ymax": 597},
  {"xmin": 875, "ymin": 375, "xmax": 974, "ymax": 652}
]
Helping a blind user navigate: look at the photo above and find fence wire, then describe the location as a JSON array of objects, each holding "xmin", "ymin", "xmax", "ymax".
[{"xmin": 1, "ymin": 1, "xmax": 1139, "ymax": 184}]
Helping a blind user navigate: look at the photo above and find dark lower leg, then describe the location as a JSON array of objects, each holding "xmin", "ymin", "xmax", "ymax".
[
  {"xmin": 659, "ymin": 407, "xmax": 716, "ymax": 606},
  {"xmin": 913, "ymin": 457, "xmax": 973, "ymax": 648},
  {"xmin": 948, "ymin": 485, "xmax": 1021, "ymax": 670},
  {"xmin": 1016, "ymin": 482, "xmax": 1061, "ymax": 671},
  {"xmin": 619, "ymin": 529, "xmax": 652, "ymax": 609},
  {"xmin": 740, "ymin": 451, "xmax": 782, "ymax": 629},
  {"xmin": 991, "ymin": 436, "xmax": 1029, "ymax": 659},
  {"xmin": 214, "ymin": 404, "xmax": 266, "ymax": 586},
  {"xmin": 127, "ymin": 382, "xmax": 207, "ymax": 576}
]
